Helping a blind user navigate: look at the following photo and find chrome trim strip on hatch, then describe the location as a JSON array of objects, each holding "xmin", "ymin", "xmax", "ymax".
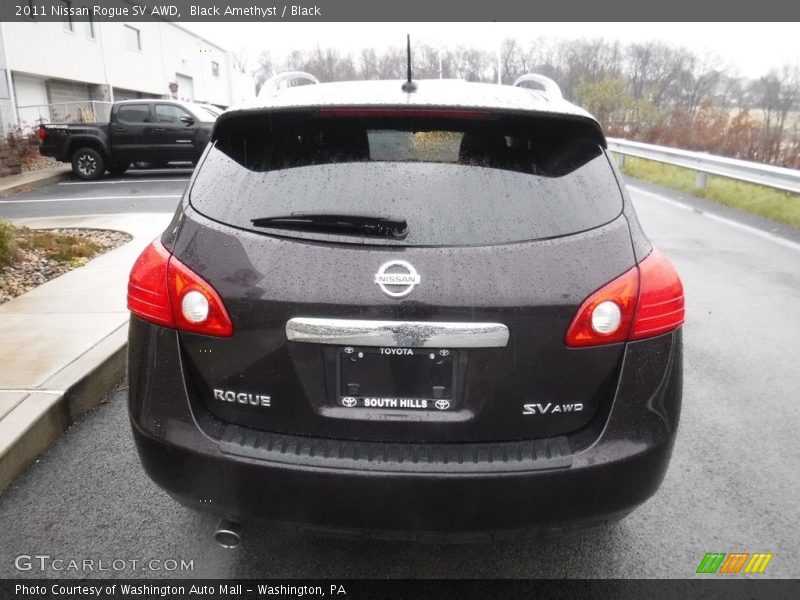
[{"xmin": 285, "ymin": 317, "xmax": 509, "ymax": 348}]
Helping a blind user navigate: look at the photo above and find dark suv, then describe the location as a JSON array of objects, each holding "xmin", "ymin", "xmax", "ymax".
[{"xmin": 127, "ymin": 74, "xmax": 684, "ymax": 544}]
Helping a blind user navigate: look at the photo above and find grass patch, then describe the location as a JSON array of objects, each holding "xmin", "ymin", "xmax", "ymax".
[
  {"xmin": 0, "ymin": 221, "xmax": 102, "ymax": 266},
  {"xmin": 0, "ymin": 220, "xmax": 17, "ymax": 266},
  {"xmin": 620, "ymin": 156, "xmax": 800, "ymax": 229},
  {"xmin": 17, "ymin": 229, "xmax": 101, "ymax": 263}
]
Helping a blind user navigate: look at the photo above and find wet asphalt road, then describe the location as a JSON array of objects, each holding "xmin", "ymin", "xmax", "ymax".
[
  {"xmin": 0, "ymin": 174, "xmax": 798, "ymax": 578},
  {"xmin": 0, "ymin": 167, "xmax": 191, "ymax": 220}
]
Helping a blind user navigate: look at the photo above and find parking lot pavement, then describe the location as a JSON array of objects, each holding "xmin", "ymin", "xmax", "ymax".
[
  {"xmin": 0, "ymin": 168, "xmax": 191, "ymax": 221},
  {"xmin": 0, "ymin": 166, "xmax": 71, "ymax": 197},
  {"xmin": 0, "ymin": 181, "xmax": 798, "ymax": 578}
]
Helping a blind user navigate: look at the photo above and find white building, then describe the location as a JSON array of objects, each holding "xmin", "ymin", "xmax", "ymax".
[{"xmin": 0, "ymin": 14, "xmax": 255, "ymax": 131}]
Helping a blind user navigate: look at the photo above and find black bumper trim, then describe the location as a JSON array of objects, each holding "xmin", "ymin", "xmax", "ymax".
[{"xmin": 219, "ymin": 425, "xmax": 573, "ymax": 473}]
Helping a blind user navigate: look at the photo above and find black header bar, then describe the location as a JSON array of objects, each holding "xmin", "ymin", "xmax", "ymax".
[
  {"xmin": 1, "ymin": 0, "xmax": 799, "ymax": 22},
  {"xmin": 2, "ymin": 579, "xmax": 800, "ymax": 600}
]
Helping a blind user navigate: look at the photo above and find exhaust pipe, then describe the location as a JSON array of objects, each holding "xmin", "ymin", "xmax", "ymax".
[{"xmin": 214, "ymin": 518, "xmax": 242, "ymax": 549}]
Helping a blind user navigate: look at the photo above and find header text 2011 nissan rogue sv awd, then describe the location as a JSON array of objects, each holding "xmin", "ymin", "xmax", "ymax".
[{"xmin": 126, "ymin": 73, "xmax": 684, "ymax": 545}]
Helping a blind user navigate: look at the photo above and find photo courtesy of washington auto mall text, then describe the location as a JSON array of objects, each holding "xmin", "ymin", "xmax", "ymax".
[
  {"xmin": 0, "ymin": 0, "xmax": 799, "ymax": 599},
  {"xmin": 14, "ymin": 584, "xmax": 347, "ymax": 597}
]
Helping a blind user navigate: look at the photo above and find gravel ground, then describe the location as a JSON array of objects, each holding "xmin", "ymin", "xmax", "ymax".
[
  {"xmin": 22, "ymin": 155, "xmax": 61, "ymax": 172},
  {"xmin": 0, "ymin": 228, "xmax": 131, "ymax": 304}
]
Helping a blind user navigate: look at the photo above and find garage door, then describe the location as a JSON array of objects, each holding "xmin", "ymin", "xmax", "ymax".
[
  {"xmin": 14, "ymin": 74, "xmax": 50, "ymax": 126},
  {"xmin": 175, "ymin": 74, "xmax": 194, "ymax": 102}
]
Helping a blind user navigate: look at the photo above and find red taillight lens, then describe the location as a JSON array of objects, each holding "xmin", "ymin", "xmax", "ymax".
[
  {"xmin": 127, "ymin": 239, "xmax": 233, "ymax": 337},
  {"xmin": 37, "ymin": 126, "xmax": 46, "ymax": 141},
  {"xmin": 565, "ymin": 248, "xmax": 684, "ymax": 348},
  {"xmin": 630, "ymin": 249, "xmax": 685, "ymax": 340},
  {"xmin": 564, "ymin": 263, "xmax": 639, "ymax": 347},
  {"xmin": 127, "ymin": 240, "xmax": 173, "ymax": 327},
  {"xmin": 166, "ymin": 253, "xmax": 233, "ymax": 337}
]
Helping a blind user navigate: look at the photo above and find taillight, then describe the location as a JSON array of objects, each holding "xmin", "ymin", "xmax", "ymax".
[
  {"xmin": 630, "ymin": 249, "xmax": 685, "ymax": 340},
  {"xmin": 127, "ymin": 239, "xmax": 233, "ymax": 337},
  {"xmin": 127, "ymin": 240, "xmax": 173, "ymax": 327},
  {"xmin": 37, "ymin": 126, "xmax": 46, "ymax": 141},
  {"xmin": 165, "ymin": 250, "xmax": 233, "ymax": 337},
  {"xmin": 565, "ymin": 248, "xmax": 683, "ymax": 348},
  {"xmin": 564, "ymin": 261, "xmax": 639, "ymax": 347}
]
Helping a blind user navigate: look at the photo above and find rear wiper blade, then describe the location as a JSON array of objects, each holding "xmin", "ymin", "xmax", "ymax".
[{"xmin": 251, "ymin": 212, "xmax": 409, "ymax": 239}]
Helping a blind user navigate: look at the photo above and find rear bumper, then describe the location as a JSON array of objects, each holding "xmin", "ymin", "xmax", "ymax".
[
  {"xmin": 131, "ymin": 423, "xmax": 672, "ymax": 539},
  {"xmin": 128, "ymin": 319, "xmax": 682, "ymax": 538}
]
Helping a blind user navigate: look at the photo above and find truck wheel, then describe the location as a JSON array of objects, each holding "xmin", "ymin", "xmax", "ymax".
[
  {"xmin": 72, "ymin": 147, "xmax": 105, "ymax": 180},
  {"xmin": 108, "ymin": 162, "xmax": 130, "ymax": 177}
]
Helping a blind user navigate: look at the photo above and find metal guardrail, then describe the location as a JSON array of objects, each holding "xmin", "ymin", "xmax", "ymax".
[{"xmin": 607, "ymin": 138, "xmax": 800, "ymax": 195}]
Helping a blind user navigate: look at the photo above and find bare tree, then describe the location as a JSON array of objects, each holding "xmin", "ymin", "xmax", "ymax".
[
  {"xmin": 282, "ymin": 47, "xmax": 358, "ymax": 82},
  {"xmin": 626, "ymin": 42, "xmax": 689, "ymax": 107},
  {"xmin": 558, "ymin": 39, "xmax": 623, "ymax": 99},
  {"xmin": 526, "ymin": 37, "xmax": 560, "ymax": 81},
  {"xmin": 675, "ymin": 52, "xmax": 723, "ymax": 119},
  {"xmin": 378, "ymin": 47, "xmax": 407, "ymax": 79},
  {"xmin": 449, "ymin": 46, "xmax": 491, "ymax": 82},
  {"xmin": 750, "ymin": 65, "xmax": 800, "ymax": 163},
  {"xmin": 717, "ymin": 74, "xmax": 746, "ymax": 109},
  {"xmin": 500, "ymin": 38, "xmax": 530, "ymax": 85},
  {"xmin": 360, "ymin": 48, "xmax": 380, "ymax": 79},
  {"xmin": 252, "ymin": 51, "xmax": 275, "ymax": 94},
  {"xmin": 231, "ymin": 49, "xmax": 248, "ymax": 74}
]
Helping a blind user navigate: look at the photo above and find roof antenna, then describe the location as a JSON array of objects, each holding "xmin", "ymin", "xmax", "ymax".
[{"xmin": 401, "ymin": 34, "xmax": 417, "ymax": 93}]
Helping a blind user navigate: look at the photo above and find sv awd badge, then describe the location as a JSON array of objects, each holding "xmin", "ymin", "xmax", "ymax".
[{"xmin": 522, "ymin": 402, "xmax": 583, "ymax": 415}]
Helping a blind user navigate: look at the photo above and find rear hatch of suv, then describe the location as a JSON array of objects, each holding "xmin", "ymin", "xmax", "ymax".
[{"xmin": 170, "ymin": 107, "xmax": 635, "ymax": 443}]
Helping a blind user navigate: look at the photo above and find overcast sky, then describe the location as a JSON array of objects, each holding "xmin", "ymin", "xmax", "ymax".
[{"xmin": 183, "ymin": 22, "xmax": 800, "ymax": 79}]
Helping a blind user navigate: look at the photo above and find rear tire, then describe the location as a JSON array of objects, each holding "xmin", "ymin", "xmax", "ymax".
[
  {"xmin": 71, "ymin": 147, "xmax": 105, "ymax": 180},
  {"xmin": 107, "ymin": 162, "xmax": 130, "ymax": 177}
]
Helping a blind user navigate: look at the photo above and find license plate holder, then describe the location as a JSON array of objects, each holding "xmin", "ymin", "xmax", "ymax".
[{"xmin": 337, "ymin": 346, "xmax": 456, "ymax": 411}]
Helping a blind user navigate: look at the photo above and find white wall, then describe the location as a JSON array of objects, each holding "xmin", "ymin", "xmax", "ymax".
[
  {"xmin": 231, "ymin": 69, "xmax": 257, "ymax": 106},
  {"xmin": 2, "ymin": 19, "xmax": 255, "ymax": 112},
  {"xmin": 161, "ymin": 25, "xmax": 234, "ymax": 105},
  {"xmin": 161, "ymin": 24, "xmax": 203, "ymax": 101},
  {"xmin": 3, "ymin": 21, "xmax": 106, "ymax": 85},
  {"xmin": 101, "ymin": 22, "xmax": 166, "ymax": 96}
]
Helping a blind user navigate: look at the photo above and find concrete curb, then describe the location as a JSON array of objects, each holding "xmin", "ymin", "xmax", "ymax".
[
  {"xmin": 0, "ymin": 212, "xmax": 170, "ymax": 496},
  {"xmin": 0, "ymin": 167, "xmax": 71, "ymax": 198},
  {"xmin": 0, "ymin": 325, "xmax": 127, "ymax": 495}
]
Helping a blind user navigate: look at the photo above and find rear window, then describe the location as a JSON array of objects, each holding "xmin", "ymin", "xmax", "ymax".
[{"xmin": 190, "ymin": 111, "xmax": 623, "ymax": 246}]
